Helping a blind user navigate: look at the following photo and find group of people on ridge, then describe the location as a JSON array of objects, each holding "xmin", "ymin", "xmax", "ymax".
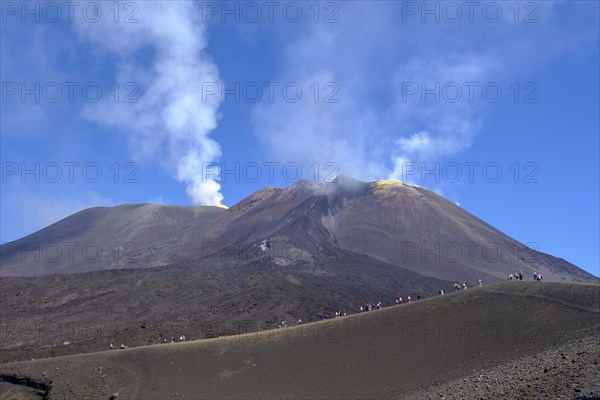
[
  {"xmin": 508, "ymin": 270, "xmax": 543, "ymax": 281},
  {"xmin": 161, "ymin": 335, "xmax": 186, "ymax": 344},
  {"xmin": 452, "ymin": 279, "xmax": 484, "ymax": 292},
  {"xmin": 508, "ymin": 271, "xmax": 524, "ymax": 281},
  {"xmin": 361, "ymin": 302, "xmax": 383, "ymax": 312}
]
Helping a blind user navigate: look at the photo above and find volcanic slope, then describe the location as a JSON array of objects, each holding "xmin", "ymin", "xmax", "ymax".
[{"xmin": 1, "ymin": 282, "xmax": 599, "ymax": 399}]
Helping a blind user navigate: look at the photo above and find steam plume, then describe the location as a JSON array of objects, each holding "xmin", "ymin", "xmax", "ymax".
[{"xmin": 74, "ymin": 1, "xmax": 224, "ymax": 204}]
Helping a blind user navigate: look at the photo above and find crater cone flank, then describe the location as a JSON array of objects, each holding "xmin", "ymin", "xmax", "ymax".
[{"xmin": 190, "ymin": 177, "xmax": 595, "ymax": 283}]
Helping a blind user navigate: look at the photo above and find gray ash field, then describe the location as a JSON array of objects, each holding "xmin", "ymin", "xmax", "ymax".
[{"xmin": 1, "ymin": 282, "xmax": 599, "ymax": 399}]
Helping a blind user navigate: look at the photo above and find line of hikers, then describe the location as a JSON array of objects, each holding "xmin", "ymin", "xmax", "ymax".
[
  {"xmin": 360, "ymin": 295, "xmax": 427, "ymax": 312},
  {"xmin": 110, "ymin": 273, "xmax": 549, "ymax": 351},
  {"xmin": 361, "ymin": 278, "xmax": 488, "ymax": 312}
]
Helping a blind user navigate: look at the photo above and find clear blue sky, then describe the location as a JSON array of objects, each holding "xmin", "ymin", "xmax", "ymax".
[{"xmin": 1, "ymin": 1, "xmax": 598, "ymax": 276}]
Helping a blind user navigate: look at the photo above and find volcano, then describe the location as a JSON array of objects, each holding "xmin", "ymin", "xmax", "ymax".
[
  {"xmin": 0, "ymin": 178, "xmax": 596, "ymax": 361},
  {"xmin": 1, "ymin": 176, "xmax": 593, "ymax": 282}
]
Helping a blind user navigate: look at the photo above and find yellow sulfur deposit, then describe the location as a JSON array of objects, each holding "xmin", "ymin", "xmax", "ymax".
[{"xmin": 370, "ymin": 180, "xmax": 405, "ymax": 193}]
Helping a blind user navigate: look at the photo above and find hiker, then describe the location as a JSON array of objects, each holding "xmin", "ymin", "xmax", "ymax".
[
  {"xmin": 508, "ymin": 273, "xmax": 512, "ymax": 281},
  {"xmin": 110, "ymin": 342, "xmax": 113, "ymax": 350},
  {"xmin": 537, "ymin": 273, "xmax": 542, "ymax": 281},
  {"xmin": 462, "ymin": 281, "xmax": 468, "ymax": 290},
  {"xmin": 438, "ymin": 289, "xmax": 444, "ymax": 296},
  {"xmin": 478, "ymin": 279, "xmax": 483, "ymax": 286},
  {"xmin": 120, "ymin": 344, "xmax": 125, "ymax": 349},
  {"xmin": 519, "ymin": 271, "xmax": 523, "ymax": 280},
  {"xmin": 376, "ymin": 301, "xmax": 382, "ymax": 309},
  {"xmin": 454, "ymin": 282, "xmax": 461, "ymax": 291},
  {"xmin": 408, "ymin": 296, "xmax": 412, "ymax": 303},
  {"xmin": 399, "ymin": 296, "xmax": 403, "ymax": 304},
  {"xmin": 533, "ymin": 272, "xmax": 538, "ymax": 281}
]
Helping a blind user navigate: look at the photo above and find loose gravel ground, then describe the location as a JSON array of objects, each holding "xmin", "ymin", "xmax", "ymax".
[{"xmin": 405, "ymin": 334, "xmax": 600, "ymax": 400}]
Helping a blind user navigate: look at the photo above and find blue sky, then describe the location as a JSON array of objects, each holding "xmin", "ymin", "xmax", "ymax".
[{"xmin": 1, "ymin": 1, "xmax": 598, "ymax": 276}]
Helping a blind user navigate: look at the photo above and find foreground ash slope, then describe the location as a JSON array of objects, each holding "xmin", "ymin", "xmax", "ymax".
[
  {"xmin": 1, "ymin": 282, "xmax": 599, "ymax": 399},
  {"xmin": 1, "ymin": 176, "xmax": 593, "ymax": 282}
]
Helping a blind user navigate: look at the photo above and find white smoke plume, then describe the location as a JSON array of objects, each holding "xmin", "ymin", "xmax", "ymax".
[
  {"xmin": 74, "ymin": 1, "xmax": 224, "ymax": 205},
  {"xmin": 250, "ymin": 4, "xmax": 492, "ymax": 184},
  {"xmin": 251, "ymin": 2, "xmax": 568, "ymax": 188}
]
